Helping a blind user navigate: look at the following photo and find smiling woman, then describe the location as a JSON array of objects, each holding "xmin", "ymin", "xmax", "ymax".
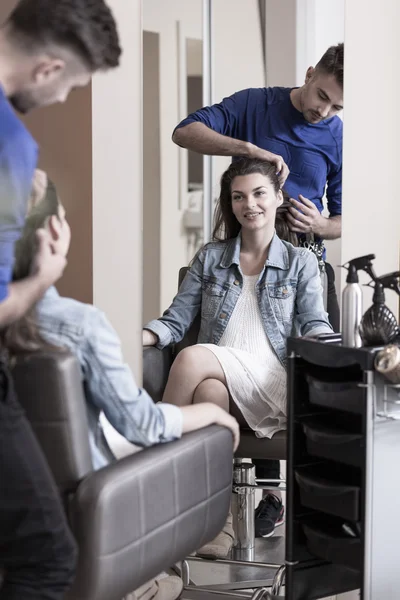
[{"xmin": 143, "ymin": 156, "xmax": 332, "ymax": 556}]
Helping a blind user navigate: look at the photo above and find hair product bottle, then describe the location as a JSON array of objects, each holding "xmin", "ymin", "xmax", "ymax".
[{"xmin": 341, "ymin": 254, "xmax": 376, "ymax": 347}]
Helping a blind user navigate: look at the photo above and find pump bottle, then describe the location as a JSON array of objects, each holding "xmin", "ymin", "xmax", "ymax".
[{"xmin": 341, "ymin": 254, "xmax": 376, "ymax": 348}]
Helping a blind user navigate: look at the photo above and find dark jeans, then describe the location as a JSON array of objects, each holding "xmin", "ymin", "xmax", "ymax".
[
  {"xmin": 325, "ymin": 262, "xmax": 340, "ymax": 333},
  {"xmin": 0, "ymin": 362, "xmax": 77, "ymax": 599}
]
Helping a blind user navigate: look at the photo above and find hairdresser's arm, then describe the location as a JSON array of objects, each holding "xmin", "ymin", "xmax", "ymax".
[
  {"xmin": 172, "ymin": 89, "xmax": 289, "ymax": 186},
  {"xmin": 174, "ymin": 123, "xmax": 288, "ymax": 184},
  {"xmin": 0, "ymin": 230, "xmax": 66, "ymax": 327}
]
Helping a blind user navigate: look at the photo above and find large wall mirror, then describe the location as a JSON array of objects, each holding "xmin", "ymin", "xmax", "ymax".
[
  {"xmin": 143, "ymin": 0, "xmax": 204, "ymax": 323},
  {"xmin": 142, "ymin": 0, "xmax": 345, "ymax": 324},
  {"xmin": 141, "ymin": 0, "xmax": 345, "ymax": 565}
]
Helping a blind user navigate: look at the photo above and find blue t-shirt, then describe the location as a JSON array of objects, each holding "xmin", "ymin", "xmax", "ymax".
[
  {"xmin": 175, "ymin": 86, "xmax": 342, "ymax": 217},
  {"xmin": 0, "ymin": 87, "xmax": 38, "ymax": 301}
]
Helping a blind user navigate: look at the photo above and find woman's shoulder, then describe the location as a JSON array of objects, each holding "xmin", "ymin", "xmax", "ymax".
[
  {"xmin": 37, "ymin": 291, "xmax": 106, "ymax": 338},
  {"xmin": 192, "ymin": 239, "xmax": 232, "ymax": 263},
  {"xmin": 201, "ymin": 239, "xmax": 231, "ymax": 253},
  {"xmin": 279, "ymin": 238, "xmax": 314, "ymax": 260}
]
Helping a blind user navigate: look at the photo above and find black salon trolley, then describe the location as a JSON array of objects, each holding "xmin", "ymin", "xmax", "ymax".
[{"xmin": 284, "ymin": 336, "xmax": 400, "ymax": 600}]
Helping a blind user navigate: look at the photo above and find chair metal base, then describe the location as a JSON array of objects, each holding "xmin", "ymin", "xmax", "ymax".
[
  {"xmin": 180, "ymin": 556, "xmax": 286, "ymax": 600},
  {"xmin": 178, "ymin": 459, "xmax": 286, "ymax": 600}
]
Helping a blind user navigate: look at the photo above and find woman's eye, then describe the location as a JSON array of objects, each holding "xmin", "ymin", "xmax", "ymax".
[
  {"xmin": 232, "ymin": 195, "xmax": 242, "ymax": 201},
  {"xmin": 255, "ymin": 191, "xmax": 265, "ymax": 196}
]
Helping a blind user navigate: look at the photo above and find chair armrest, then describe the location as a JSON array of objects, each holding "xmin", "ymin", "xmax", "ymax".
[
  {"xmin": 67, "ymin": 425, "xmax": 233, "ymax": 600},
  {"xmin": 143, "ymin": 346, "xmax": 173, "ymax": 403}
]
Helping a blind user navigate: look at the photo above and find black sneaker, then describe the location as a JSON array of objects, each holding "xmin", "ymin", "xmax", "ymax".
[{"xmin": 255, "ymin": 494, "xmax": 285, "ymax": 538}]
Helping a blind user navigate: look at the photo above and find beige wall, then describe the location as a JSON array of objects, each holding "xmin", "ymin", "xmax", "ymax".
[
  {"xmin": 212, "ymin": 0, "xmax": 266, "ymax": 196},
  {"xmin": 296, "ymin": 0, "xmax": 345, "ymax": 297},
  {"xmin": 266, "ymin": 0, "xmax": 297, "ymax": 87},
  {"xmin": 143, "ymin": 31, "xmax": 161, "ymax": 324},
  {"xmin": 92, "ymin": 0, "xmax": 143, "ymax": 381},
  {"xmin": 23, "ymin": 93, "xmax": 93, "ymax": 304},
  {"xmin": 342, "ymin": 0, "xmax": 400, "ymax": 317},
  {"xmin": 144, "ymin": 0, "xmax": 203, "ymax": 313},
  {"xmin": 144, "ymin": 0, "xmax": 266, "ymax": 312}
]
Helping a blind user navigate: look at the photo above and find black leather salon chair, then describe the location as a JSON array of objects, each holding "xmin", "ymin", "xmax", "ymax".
[{"xmin": 11, "ymin": 351, "xmax": 234, "ymax": 600}]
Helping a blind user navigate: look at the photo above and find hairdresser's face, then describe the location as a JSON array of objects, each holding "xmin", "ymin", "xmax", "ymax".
[
  {"xmin": 48, "ymin": 205, "xmax": 71, "ymax": 258},
  {"xmin": 300, "ymin": 69, "xmax": 343, "ymax": 124},
  {"xmin": 9, "ymin": 55, "xmax": 91, "ymax": 114},
  {"xmin": 231, "ymin": 173, "xmax": 283, "ymax": 232}
]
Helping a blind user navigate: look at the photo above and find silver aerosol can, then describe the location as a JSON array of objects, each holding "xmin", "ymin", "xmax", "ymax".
[
  {"xmin": 342, "ymin": 264, "xmax": 363, "ymax": 347},
  {"xmin": 341, "ymin": 255, "xmax": 376, "ymax": 348}
]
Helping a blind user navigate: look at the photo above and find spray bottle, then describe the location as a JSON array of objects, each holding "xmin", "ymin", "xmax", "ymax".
[
  {"xmin": 341, "ymin": 254, "xmax": 377, "ymax": 347},
  {"xmin": 359, "ymin": 271, "xmax": 400, "ymax": 346}
]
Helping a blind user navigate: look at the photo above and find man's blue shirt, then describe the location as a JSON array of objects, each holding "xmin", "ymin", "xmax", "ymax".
[
  {"xmin": 0, "ymin": 87, "xmax": 38, "ymax": 301},
  {"xmin": 175, "ymin": 86, "xmax": 342, "ymax": 217}
]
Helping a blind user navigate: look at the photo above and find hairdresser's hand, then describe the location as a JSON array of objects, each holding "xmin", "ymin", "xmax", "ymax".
[
  {"xmin": 247, "ymin": 144, "xmax": 289, "ymax": 188},
  {"xmin": 31, "ymin": 229, "xmax": 67, "ymax": 289},
  {"xmin": 28, "ymin": 169, "xmax": 48, "ymax": 214},
  {"xmin": 142, "ymin": 329, "xmax": 159, "ymax": 346},
  {"xmin": 287, "ymin": 195, "xmax": 327, "ymax": 237}
]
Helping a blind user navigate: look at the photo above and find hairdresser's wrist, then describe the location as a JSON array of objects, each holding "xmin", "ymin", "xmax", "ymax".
[{"xmin": 243, "ymin": 141, "xmax": 259, "ymax": 158}]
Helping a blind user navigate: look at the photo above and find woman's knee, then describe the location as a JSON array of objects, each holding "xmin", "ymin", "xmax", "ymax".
[
  {"xmin": 171, "ymin": 346, "xmax": 220, "ymax": 379},
  {"xmin": 193, "ymin": 378, "xmax": 229, "ymax": 409}
]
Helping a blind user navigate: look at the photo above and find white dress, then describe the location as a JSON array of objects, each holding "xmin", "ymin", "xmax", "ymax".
[{"xmin": 199, "ymin": 274, "xmax": 287, "ymax": 438}]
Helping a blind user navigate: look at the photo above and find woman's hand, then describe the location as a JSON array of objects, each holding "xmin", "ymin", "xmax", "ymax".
[
  {"xmin": 212, "ymin": 405, "xmax": 240, "ymax": 451},
  {"xmin": 142, "ymin": 329, "xmax": 158, "ymax": 346},
  {"xmin": 180, "ymin": 403, "xmax": 240, "ymax": 451}
]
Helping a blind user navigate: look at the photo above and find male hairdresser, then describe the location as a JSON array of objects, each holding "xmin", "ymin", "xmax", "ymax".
[
  {"xmin": 0, "ymin": 1, "xmax": 121, "ymax": 597},
  {"xmin": 172, "ymin": 43, "xmax": 343, "ymax": 541}
]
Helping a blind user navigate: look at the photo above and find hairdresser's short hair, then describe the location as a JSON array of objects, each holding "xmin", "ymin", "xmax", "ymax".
[
  {"xmin": 315, "ymin": 43, "xmax": 344, "ymax": 87},
  {"xmin": 7, "ymin": 0, "xmax": 121, "ymax": 71}
]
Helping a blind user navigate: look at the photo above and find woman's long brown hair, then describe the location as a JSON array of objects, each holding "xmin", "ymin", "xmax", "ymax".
[
  {"xmin": 212, "ymin": 157, "xmax": 298, "ymax": 246},
  {"xmin": 1, "ymin": 180, "xmax": 63, "ymax": 356}
]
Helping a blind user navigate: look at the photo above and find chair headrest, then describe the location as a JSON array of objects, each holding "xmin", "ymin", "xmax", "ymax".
[{"xmin": 12, "ymin": 351, "xmax": 93, "ymax": 496}]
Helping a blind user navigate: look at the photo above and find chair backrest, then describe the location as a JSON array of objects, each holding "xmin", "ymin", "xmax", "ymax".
[
  {"xmin": 12, "ymin": 352, "xmax": 93, "ymax": 498},
  {"xmin": 175, "ymin": 262, "xmax": 336, "ymax": 352}
]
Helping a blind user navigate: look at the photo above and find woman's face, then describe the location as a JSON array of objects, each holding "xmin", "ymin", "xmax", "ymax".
[
  {"xmin": 230, "ymin": 172, "xmax": 283, "ymax": 232},
  {"xmin": 47, "ymin": 204, "xmax": 71, "ymax": 258}
]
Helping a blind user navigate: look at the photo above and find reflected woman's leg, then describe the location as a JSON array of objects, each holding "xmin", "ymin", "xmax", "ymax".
[{"xmin": 162, "ymin": 345, "xmax": 228, "ymax": 408}]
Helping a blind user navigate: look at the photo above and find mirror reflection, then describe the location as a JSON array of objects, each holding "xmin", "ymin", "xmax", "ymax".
[{"xmin": 142, "ymin": 0, "xmax": 344, "ymax": 571}]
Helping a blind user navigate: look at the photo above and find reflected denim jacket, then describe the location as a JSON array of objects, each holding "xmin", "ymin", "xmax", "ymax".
[
  {"xmin": 145, "ymin": 233, "xmax": 332, "ymax": 366},
  {"xmin": 36, "ymin": 287, "xmax": 183, "ymax": 470}
]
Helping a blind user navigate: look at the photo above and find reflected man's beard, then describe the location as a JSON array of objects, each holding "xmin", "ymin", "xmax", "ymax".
[{"xmin": 9, "ymin": 92, "xmax": 37, "ymax": 114}]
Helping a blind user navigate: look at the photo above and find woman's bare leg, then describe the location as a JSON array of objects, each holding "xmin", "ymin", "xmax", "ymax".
[
  {"xmin": 193, "ymin": 378, "xmax": 229, "ymax": 411},
  {"xmin": 162, "ymin": 346, "xmax": 228, "ymax": 408}
]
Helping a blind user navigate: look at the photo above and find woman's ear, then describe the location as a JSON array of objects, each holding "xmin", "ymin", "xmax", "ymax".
[{"xmin": 276, "ymin": 189, "xmax": 284, "ymax": 208}]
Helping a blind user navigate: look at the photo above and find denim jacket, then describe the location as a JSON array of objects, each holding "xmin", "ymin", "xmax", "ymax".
[
  {"xmin": 145, "ymin": 233, "xmax": 332, "ymax": 366},
  {"xmin": 36, "ymin": 287, "xmax": 183, "ymax": 470}
]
